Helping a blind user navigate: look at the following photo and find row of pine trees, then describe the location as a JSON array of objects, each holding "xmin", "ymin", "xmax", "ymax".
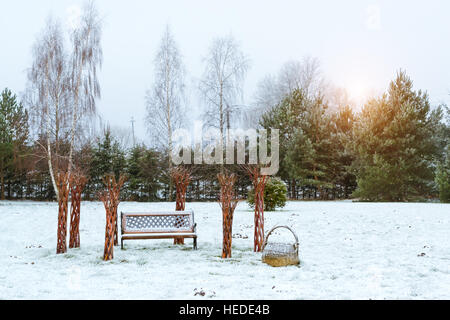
[
  {"xmin": 262, "ymin": 72, "xmax": 449, "ymax": 202},
  {"xmin": 1, "ymin": 72, "xmax": 449, "ymax": 202}
]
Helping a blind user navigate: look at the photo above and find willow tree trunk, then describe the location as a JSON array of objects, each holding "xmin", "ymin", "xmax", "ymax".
[
  {"xmin": 56, "ymin": 172, "xmax": 71, "ymax": 254},
  {"xmin": 100, "ymin": 175, "xmax": 126, "ymax": 261},
  {"xmin": 244, "ymin": 166, "xmax": 268, "ymax": 252},
  {"xmin": 218, "ymin": 173, "xmax": 238, "ymax": 259},
  {"xmin": 103, "ymin": 199, "xmax": 114, "ymax": 261},
  {"xmin": 113, "ymin": 205, "xmax": 119, "ymax": 246},
  {"xmin": 172, "ymin": 167, "xmax": 191, "ymax": 245},
  {"xmin": 69, "ymin": 175, "xmax": 87, "ymax": 249},
  {"xmin": 253, "ymin": 178, "xmax": 267, "ymax": 252}
]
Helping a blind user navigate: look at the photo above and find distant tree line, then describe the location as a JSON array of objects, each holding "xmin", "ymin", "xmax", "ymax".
[{"xmin": 1, "ymin": 71, "xmax": 449, "ymax": 203}]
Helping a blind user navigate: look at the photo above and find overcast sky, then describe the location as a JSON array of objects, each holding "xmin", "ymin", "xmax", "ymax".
[{"xmin": 1, "ymin": 0, "xmax": 449, "ymax": 142}]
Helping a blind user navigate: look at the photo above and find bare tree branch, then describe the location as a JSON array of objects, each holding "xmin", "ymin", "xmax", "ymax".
[{"xmin": 68, "ymin": 0, "xmax": 103, "ymax": 176}]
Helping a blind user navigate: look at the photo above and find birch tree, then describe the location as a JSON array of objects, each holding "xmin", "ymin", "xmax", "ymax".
[
  {"xmin": 26, "ymin": 18, "xmax": 70, "ymax": 201},
  {"xmin": 199, "ymin": 35, "xmax": 250, "ymax": 166},
  {"xmin": 68, "ymin": 0, "xmax": 103, "ymax": 177},
  {"xmin": 145, "ymin": 25, "xmax": 185, "ymax": 201}
]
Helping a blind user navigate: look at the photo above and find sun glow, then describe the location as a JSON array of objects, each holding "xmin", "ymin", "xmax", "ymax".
[
  {"xmin": 344, "ymin": 80, "xmax": 376, "ymax": 107},
  {"xmin": 347, "ymin": 82, "xmax": 370, "ymax": 103}
]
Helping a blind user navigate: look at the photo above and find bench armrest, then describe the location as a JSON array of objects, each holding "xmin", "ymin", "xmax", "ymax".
[{"xmin": 193, "ymin": 223, "xmax": 197, "ymax": 233}]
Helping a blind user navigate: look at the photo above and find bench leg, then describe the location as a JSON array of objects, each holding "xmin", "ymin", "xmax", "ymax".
[
  {"xmin": 121, "ymin": 238, "xmax": 124, "ymax": 250},
  {"xmin": 193, "ymin": 237, "xmax": 197, "ymax": 250}
]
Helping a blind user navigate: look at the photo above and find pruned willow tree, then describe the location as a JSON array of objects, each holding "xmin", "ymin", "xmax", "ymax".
[
  {"xmin": 146, "ymin": 25, "xmax": 185, "ymax": 201},
  {"xmin": 199, "ymin": 35, "xmax": 250, "ymax": 171}
]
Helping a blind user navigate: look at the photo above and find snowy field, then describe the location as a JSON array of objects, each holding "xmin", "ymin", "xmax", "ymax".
[{"xmin": 0, "ymin": 200, "xmax": 449, "ymax": 300}]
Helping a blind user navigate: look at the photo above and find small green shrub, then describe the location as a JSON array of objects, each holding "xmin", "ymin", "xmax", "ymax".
[{"xmin": 247, "ymin": 177, "xmax": 287, "ymax": 211}]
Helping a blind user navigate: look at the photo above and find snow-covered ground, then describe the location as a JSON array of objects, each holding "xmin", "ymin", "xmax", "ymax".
[{"xmin": 0, "ymin": 200, "xmax": 449, "ymax": 299}]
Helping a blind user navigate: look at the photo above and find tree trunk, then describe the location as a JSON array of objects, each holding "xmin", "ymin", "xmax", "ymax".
[
  {"xmin": 219, "ymin": 84, "xmax": 224, "ymax": 173},
  {"xmin": 7, "ymin": 179, "xmax": 11, "ymax": 199},
  {"xmin": 100, "ymin": 175, "xmax": 126, "ymax": 261},
  {"xmin": 218, "ymin": 173, "xmax": 238, "ymax": 259},
  {"xmin": 68, "ymin": 66, "xmax": 82, "ymax": 179},
  {"xmin": 56, "ymin": 172, "xmax": 70, "ymax": 254},
  {"xmin": 42, "ymin": 57, "xmax": 59, "ymax": 202},
  {"xmin": 172, "ymin": 167, "xmax": 191, "ymax": 245},
  {"xmin": 69, "ymin": 175, "xmax": 87, "ymax": 249},
  {"xmin": 253, "ymin": 176, "xmax": 267, "ymax": 252},
  {"xmin": 0, "ymin": 172, "xmax": 4, "ymax": 200}
]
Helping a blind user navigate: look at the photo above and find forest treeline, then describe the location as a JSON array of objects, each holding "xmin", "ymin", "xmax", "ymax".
[{"xmin": 1, "ymin": 71, "xmax": 449, "ymax": 203}]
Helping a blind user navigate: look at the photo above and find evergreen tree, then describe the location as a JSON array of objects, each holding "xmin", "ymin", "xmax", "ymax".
[
  {"xmin": 0, "ymin": 88, "xmax": 29, "ymax": 200},
  {"xmin": 87, "ymin": 129, "xmax": 126, "ymax": 197},
  {"xmin": 125, "ymin": 145, "xmax": 161, "ymax": 201},
  {"xmin": 352, "ymin": 71, "xmax": 443, "ymax": 201},
  {"xmin": 262, "ymin": 89, "xmax": 340, "ymax": 199},
  {"xmin": 329, "ymin": 105, "xmax": 357, "ymax": 198},
  {"xmin": 260, "ymin": 89, "xmax": 309, "ymax": 198},
  {"xmin": 111, "ymin": 140, "xmax": 126, "ymax": 180},
  {"xmin": 286, "ymin": 94, "xmax": 334, "ymax": 199},
  {"xmin": 126, "ymin": 145, "xmax": 143, "ymax": 201},
  {"xmin": 435, "ymin": 106, "xmax": 450, "ymax": 203},
  {"xmin": 435, "ymin": 152, "xmax": 450, "ymax": 203},
  {"xmin": 138, "ymin": 147, "xmax": 162, "ymax": 201}
]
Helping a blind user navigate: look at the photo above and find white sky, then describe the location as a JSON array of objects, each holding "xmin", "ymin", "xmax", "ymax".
[{"xmin": 0, "ymin": 0, "xmax": 449, "ymax": 142}]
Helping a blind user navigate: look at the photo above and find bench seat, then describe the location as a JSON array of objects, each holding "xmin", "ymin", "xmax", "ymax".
[{"xmin": 120, "ymin": 211, "xmax": 198, "ymax": 250}]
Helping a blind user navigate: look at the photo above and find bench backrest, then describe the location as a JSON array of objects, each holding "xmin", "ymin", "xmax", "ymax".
[{"xmin": 121, "ymin": 210, "xmax": 195, "ymax": 234}]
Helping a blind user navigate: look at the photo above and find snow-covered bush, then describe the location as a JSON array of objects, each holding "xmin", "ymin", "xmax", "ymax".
[{"xmin": 247, "ymin": 177, "xmax": 287, "ymax": 211}]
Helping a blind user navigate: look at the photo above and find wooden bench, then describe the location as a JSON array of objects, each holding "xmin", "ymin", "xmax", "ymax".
[{"xmin": 120, "ymin": 210, "xmax": 197, "ymax": 250}]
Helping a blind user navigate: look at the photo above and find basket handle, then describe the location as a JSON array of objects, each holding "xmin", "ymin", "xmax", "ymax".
[{"xmin": 262, "ymin": 225, "xmax": 299, "ymax": 251}]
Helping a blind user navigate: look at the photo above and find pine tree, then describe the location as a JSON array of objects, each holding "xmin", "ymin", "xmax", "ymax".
[
  {"xmin": 352, "ymin": 71, "xmax": 443, "ymax": 201},
  {"xmin": 87, "ymin": 129, "xmax": 126, "ymax": 197},
  {"xmin": 435, "ymin": 106, "xmax": 450, "ymax": 203},
  {"xmin": 266, "ymin": 89, "xmax": 335, "ymax": 199},
  {"xmin": 138, "ymin": 147, "xmax": 162, "ymax": 201},
  {"xmin": 435, "ymin": 155, "xmax": 449, "ymax": 203},
  {"xmin": 260, "ymin": 89, "xmax": 309, "ymax": 198},
  {"xmin": 111, "ymin": 141, "xmax": 126, "ymax": 180},
  {"xmin": 126, "ymin": 146, "xmax": 142, "ymax": 201},
  {"xmin": 0, "ymin": 88, "xmax": 29, "ymax": 200},
  {"xmin": 329, "ymin": 105, "xmax": 357, "ymax": 198}
]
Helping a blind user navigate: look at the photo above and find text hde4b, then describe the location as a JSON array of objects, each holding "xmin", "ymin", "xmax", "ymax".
[{"xmin": 223, "ymin": 305, "xmax": 270, "ymax": 315}]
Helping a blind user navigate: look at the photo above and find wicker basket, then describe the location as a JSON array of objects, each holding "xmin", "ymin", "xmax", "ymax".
[{"xmin": 262, "ymin": 226, "xmax": 300, "ymax": 267}]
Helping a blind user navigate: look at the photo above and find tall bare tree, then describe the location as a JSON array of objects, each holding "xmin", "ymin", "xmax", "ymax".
[
  {"xmin": 146, "ymin": 25, "xmax": 185, "ymax": 201},
  {"xmin": 199, "ymin": 35, "xmax": 250, "ymax": 166},
  {"xmin": 278, "ymin": 57, "xmax": 324, "ymax": 99},
  {"xmin": 246, "ymin": 57, "xmax": 325, "ymax": 127},
  {"xmin": 26, "ymin": 17, "xmax": 70, "ymax": 201},
  {"xmin": 68, "ymin": 0, "xmax": 103, "ymax": 177}
]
